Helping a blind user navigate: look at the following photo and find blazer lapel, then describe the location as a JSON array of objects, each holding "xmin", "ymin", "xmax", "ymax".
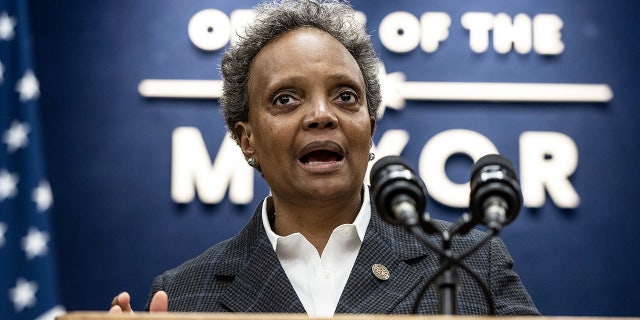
[
  {"xmin": 336, "ymin": 212, "xmax": 441, "ymax": 314},
  {"xmin": 218, "ymin": 197, "xmax": 441, "ymax": 314},
  {"xmin": 218, "ymin": 202, "xmax": 305, "ymax": 313}
]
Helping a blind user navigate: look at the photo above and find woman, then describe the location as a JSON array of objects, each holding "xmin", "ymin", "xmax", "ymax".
[{"xmin": 110, "ymin": 0, "xmax": 538, "ymax": 316}]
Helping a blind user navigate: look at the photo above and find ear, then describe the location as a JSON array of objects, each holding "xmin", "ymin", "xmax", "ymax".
[{"xmin": 235, "ymin": 121, "xmax": 255, "ymax": 159}]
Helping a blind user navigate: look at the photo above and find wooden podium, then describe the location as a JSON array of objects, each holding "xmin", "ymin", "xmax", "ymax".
[{"xmin": 57, "ymin": 313, "xmax": 638, "ymax": 320}]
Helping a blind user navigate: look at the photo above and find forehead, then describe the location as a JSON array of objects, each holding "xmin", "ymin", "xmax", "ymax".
[{"xmin": 248, "ymin": 27, "xmax": 364, "ymax": 88}]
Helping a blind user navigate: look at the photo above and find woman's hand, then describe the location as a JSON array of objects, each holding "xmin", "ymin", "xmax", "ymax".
[{"xmin": 109, "ymin": 291, "xmax": 168, "ymax": 313}]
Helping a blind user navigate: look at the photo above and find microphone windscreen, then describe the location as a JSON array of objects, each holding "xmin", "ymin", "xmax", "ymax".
[
  {"xmin": 471, "ymin": 154, "xmax": 516, "ymax": 179},
  {"xmin": 469, "ymin": 153, "xmax": 522, "ymax": 229},
  {"xmin": 370, "ymin": 155, "xmax": 411, "ymax": 182},
  {"xmin": 370, "ymin": 155, "xmax": 427, "ymax": 227}
]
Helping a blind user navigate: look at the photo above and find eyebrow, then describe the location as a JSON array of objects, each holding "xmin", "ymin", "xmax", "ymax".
[{"xmin": 266, "ymin": 72, "xmax": 365, "ymax": 90}]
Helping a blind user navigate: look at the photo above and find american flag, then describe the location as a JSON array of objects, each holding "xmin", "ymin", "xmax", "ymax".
[{"xmin": 0, "ymin": 0, "xmax": 65, "ymax": 319}]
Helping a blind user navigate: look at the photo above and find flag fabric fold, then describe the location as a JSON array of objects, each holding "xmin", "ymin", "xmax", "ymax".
[{"xmin": 1, "ymin": 0, "xmax": 65, "ymax": 319}]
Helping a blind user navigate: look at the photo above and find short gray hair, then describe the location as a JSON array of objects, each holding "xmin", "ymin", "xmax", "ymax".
[{"xmin": 220, "ymin": 0, "xmax": 382, "ymax": 142}]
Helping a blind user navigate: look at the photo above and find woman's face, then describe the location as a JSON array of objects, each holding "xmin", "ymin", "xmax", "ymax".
[{"xmin": 236, "ymin": 27, "xmax": 375, "ymax": 206}]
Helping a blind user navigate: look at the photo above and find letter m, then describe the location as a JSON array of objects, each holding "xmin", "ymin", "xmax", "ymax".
[{"xmin": 171, "ymin": 127, "xmax": 254, "ymax": 204}]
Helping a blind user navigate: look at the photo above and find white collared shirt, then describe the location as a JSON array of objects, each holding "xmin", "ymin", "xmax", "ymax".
[{"xmin": 262, "ymin": 185, "xmax": 371, "ymax": 318}]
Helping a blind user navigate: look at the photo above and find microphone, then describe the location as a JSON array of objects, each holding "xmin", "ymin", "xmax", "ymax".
[
  {"xmin": 372, "ymin": 155, "xmax": 502, "ymax": 315},
  {"xmin": 468, "ymin": 154, "xmax": 522, "ymax": 231},
  {"xmin": 370, "ymin": 156, "xmax": 428, "ymax": 228}
]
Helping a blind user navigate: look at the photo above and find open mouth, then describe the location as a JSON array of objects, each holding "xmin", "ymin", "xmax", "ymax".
[
  {"xmin": 300, "ymin": 150, "xmax": 344, "ymax": 165},
  {"xmin": 298, "ymin": 141, "xmax": 345, "ymax": 166}
]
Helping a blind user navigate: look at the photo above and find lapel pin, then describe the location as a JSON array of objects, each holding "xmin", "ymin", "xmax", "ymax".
[{"xmin": 372, "ymin": 263, "xmax": 390, "ymax": 281}]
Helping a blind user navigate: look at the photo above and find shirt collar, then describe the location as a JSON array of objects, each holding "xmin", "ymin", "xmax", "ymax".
[{"xmin": 262, "ymin": 185, "xmax": 372, "ymax": 251}]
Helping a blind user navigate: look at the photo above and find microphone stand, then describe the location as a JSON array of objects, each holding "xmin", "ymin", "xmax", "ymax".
[
  {"xmin": 437, "ymin": 230, "xmax": 457, "ymax": 315},
  {"xmin": 407, "ymin": 218, "xmax": 499, "ymax": 315}
]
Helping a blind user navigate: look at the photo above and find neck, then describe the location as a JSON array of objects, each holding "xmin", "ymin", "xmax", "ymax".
[{"xmin": 270, "ymin": 188, "xmax": 363, "ymax": 254}]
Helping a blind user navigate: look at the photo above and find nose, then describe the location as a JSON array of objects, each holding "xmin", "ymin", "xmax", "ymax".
[{"xmin": 303, "ymin": 98, "xmax": 338, "ymax": 130}]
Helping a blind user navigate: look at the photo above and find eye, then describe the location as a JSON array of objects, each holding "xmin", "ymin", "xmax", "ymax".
[
  {"xmin": 273, "ymin": 93, "xmax": 295, "ymax": 106},
  {"xmin": 337, "ymin": 91, "xmax": 358, "ymax": 103}
]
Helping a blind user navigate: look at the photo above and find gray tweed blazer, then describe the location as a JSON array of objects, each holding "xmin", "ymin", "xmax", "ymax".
[{"xmin": 146, "ymin": 197, "xmax": 539, "ymax": 315}]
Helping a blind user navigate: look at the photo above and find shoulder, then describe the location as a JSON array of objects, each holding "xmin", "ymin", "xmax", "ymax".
[
  {"xmin": 149, "ymin": 232, "xmax": 244, "ymax": 303},
  {"xmin": 159, "ymin": 237, "xmax": 235, "ymax": 283},
  {"xmin": 146, "ymin": 202, "xmax": 267, "ymax": 311},
  {"xmin": 158, "ymin": 207, "xmax": 266, "ymax": 284}
]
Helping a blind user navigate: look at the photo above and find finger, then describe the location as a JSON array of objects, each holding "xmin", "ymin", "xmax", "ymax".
[
  {"xmin": 149, "ymin": 290, "xmax": 168, "ymax": 312},
  {"xmin": 110, "ymin": 292, "xmax": 133, "ymax": 313},
  {"xmin": 108, "ymin": 305, "xmax": 123, "ymax": 314}
]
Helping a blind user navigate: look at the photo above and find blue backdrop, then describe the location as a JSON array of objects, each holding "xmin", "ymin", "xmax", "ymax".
[{"xmin": 27, "ymin": 0, "xmax": 640, "ymax": 316}]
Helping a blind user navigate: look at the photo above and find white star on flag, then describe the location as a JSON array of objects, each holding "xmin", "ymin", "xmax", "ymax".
[
  {"xmin": 3, "ymin": 120, "xmax": 31, "ymax": 153},
  {"xmin": 33, "ymin": 181, "xmax": 53, "ymax": 212},
  {"xmin": 0, "ymin": 169, "xmax": 19, "ymax": 201},
  {"xmin": 0, "ymin": 11, "xmax": 16, "ymax": 41},
  {"xmin": 21, "ymin": 227, "xmax": 50, "ymax": 260},
  {"xmin": 2, "ymin": 2, "xmax": 65, "ymax": 319},
  {"xmin": 9, "ymin": 278, "xmax": 39, "ymax": 313},
  {"xmin": 16, "ymin": 69, "xmax": 40, "ymax": 102},
  {"xmin": 0, "ymin": 222, "xmax": 7, "ymax": 247}
]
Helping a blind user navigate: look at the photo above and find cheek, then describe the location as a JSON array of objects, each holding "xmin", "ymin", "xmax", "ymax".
[
  {"xmin": 346, "ymin": 123, "xmax": 374, "ymax": 159},
  {"xmin": 349, "ymin": 117, "xmax": 373, "ymax": 142},
  {"xmin": 253, "ymin": 120, "xmax": 291, "ymax": 153}
]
